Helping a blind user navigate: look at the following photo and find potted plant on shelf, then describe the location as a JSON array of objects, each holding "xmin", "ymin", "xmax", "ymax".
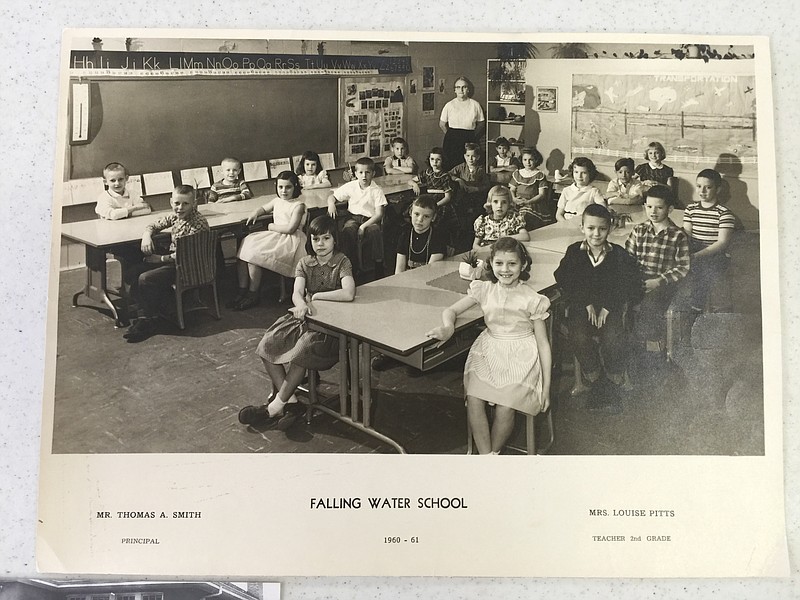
[
  {"xmin": 91, "ymin": 37, "xmax": 103, "ymax": 52},
  {"xmin": 670, "ymin": 44, "xmax": 725, "ymax": 62},
  {"xmin": 549, "ymin": 43, "xmax": 591, "ymax": 59},
  {"xmin": 488, "ymin": 42, "xmax": 536, "ymax": 83}
]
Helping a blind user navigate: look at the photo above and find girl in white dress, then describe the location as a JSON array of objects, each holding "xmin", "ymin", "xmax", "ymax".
[
  {"xmin": 427, "ymin": 237, "xmax": 552, "ymax": 454},
  {"xmin": 295, "ymin": 150, "xmax": 331, "ymax": 190},
  {"xmin": 232, "ymin": 171, "xmax": 307, "ymax": 309}
]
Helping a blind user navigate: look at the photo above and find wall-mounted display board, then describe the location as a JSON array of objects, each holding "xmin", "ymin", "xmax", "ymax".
[
  {"xmin": 340, "ymin": 76, "xmax": 406, "ymax": 166},
  {"xmin": 571, "ymin": 73, "xmax": 757, "ymax": 165}
]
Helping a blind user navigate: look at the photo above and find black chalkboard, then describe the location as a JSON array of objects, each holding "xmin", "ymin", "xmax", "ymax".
[{"xmin": 69, "ymin": 77, "xmax": 339, "ymax": 179}]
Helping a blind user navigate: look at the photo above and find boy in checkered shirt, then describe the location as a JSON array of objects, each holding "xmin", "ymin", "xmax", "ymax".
[{"xmin": 625, "ymin": 184, "xmax": 690, "ymax": 352}]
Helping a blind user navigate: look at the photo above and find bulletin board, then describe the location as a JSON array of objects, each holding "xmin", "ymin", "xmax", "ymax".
[
  {"xmin": 570, "ymin": 73, "xmax": 757, "ymax": 165},
  {"xmin": 340, "ymin": 76, "xmax": 406, "ymax": 166}
]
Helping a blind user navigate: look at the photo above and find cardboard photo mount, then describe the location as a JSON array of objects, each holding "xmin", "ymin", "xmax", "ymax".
[{"xmin": 38, "ymin": 29, "xmax": 788, "ymax": 578}]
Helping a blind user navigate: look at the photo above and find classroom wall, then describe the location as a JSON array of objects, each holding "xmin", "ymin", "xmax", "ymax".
[
  {"xmin": 59, "ymin": 40, "xmax": 499, "ymax": 270},
  {"xmin": 524, "ymin": 58, "xmax": 760, "ymax": 229},
  {"xmin": 404, "ymin": 42, "xmax": 496, "ymax": 164},
  {"xmin": 61, "ymin": 40, "xmax": 760, "ymax": 271},
  {"xmin": 0, "ymin": 583, "xmax": 60, "ymax": 600}
]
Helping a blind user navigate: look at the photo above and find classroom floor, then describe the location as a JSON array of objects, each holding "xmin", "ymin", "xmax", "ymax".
[{"xmin": 51, "ymin": 233, "xmax": 764, "ymax": 456}]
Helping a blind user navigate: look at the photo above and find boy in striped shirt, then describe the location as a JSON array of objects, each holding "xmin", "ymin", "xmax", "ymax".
[
  {"xmin": 683, "ymin": 169, "xmax": 736, "ymax": 311},
  {"xmin": 625, "ymin": 184, "xmax": 690, "ymax": 351},
  {"xmin": 208, "ymin": 157, "xmax": 253, "ymax": 203}
]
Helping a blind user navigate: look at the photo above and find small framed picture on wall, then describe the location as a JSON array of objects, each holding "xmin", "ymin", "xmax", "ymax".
[
  {"xmin": 535, "ymin": 86, "xmax": 558, "ymax": 112},
  {"xmin": 422, "ymin": 92, "xmax": 435, "ymax": 116},
  {"xmin": 422, "ymin": 66, "xmax": 435, "ymax": 91}
]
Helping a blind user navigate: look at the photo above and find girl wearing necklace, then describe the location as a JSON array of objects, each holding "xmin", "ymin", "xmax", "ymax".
[
  {"xmin": 373, "ymin": 195, "xmax": 449, "ymax": 373},
  {"xmin": 395, "ymin": 195, "xmax": 448, "ymax": 273}
]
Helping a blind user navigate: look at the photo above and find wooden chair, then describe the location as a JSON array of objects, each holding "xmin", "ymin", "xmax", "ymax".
[
  {"xmin": 558, "ymin": 304, "xmax": 633, "ymax": 396},
  {"xmin": 171, "ymin": 230, "xmax": 221, "ymax": 329}
]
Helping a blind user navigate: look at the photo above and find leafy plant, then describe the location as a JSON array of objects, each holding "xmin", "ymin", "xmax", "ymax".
[
  {"xmin": 624, "ymin": 48, "xmax": 650, "ymax": 59},
  {"xmin": 489, "ymin": 43, "xmax": 536, "ymax": 82},
  {"xmin": 549, "ymin": 43, "xmax": 591, "ymax": 59},
  {"xmin": 461, "ymin": 250, "xmax": 480, "ymax": 267},
  {"xmin": 669, "ymin": 44, "xmax": 740, "ymax": 62},
  {"xmin": 496, "ymin": 42, "xmax": 537, "ymax": 60}
]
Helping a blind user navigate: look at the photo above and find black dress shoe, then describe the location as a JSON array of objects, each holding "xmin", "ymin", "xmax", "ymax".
[
  {"xmin": 122, "ymin": 319, "xmax": 144, "ymax": 339},
  {"xmin": 234, "ymin": 291, "xmax": 260, "ymax": 311},
  {"xmin": 238, "ymin": 404, "xmax": 270, "ymax": 426},
  {"xmin": 225, "ymin": 289, "xmax": 248, "ymax": 309},
  {"xmin": 371, "ymin": 354, "xmax": 396, "ymax": 372},
  {"xmin": 125, "ymin": 318, "xmax": 156, "ymax": 343}
]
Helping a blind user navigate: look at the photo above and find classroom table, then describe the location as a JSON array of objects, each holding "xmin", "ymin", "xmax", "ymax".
[
  {"xmin": 305, "ymin": 251, "xmax": 562, "ymax": 453},
  {"xmin": 525, "ymin": 205, "xmax": 685, "ymax": 255},
  {"xmin": 62, "ymin": 175, "xmax": 414, "ymax": 326}
]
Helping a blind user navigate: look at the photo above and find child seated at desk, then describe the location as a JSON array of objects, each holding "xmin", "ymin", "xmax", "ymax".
[
  {"xmin": 208, "ymin": 157, "xmax": 253, "ymax": 203},
  {"xmin": 124, "ymin": 185, "xmax": 210, "ymax": 343},
  {"xmin": 554, "ymin": 204, "xmax": 643, "ymax": 413},
  {"xmin": 509, "ymin": 146, "xmax": 551, "ymax": 229},
  {"xmin": 383, "ymin": 137, "xmax": 418, "ymax": 175},
  {"xmin": 327, "ymin": 157, "xmax": 387, "ymax": 278},
  {"xmin": 625, "ymin": 184, "xmax": 690, "ymax": 353},
  {"xmin": 449, "ymin": 142, "xmax": 492, "ymax": 247},
  {"xmin": 238, "ymin": 215, "xmax": 356, "ymax": 429},
  {"xmin": 426, "ymin": 237, "xmax": 552, "ymax": 455},
  {"xmin": 473, "ymin": 185, "xmax": 529, "ymax": 249},
  {"xmin": 295, "ymin": 150, "xmax": 331, "ymax": 190},
  {"xmin": 555, "ymin": 156, "xmax": 606, "ymax": 222},
  {"xmin": 635, "ymin": 141, "xmax": 677, "ymax": 202},
  {"xmin": 372, "ymin": 195, "xmax": 448, "ymax": 374},
  {"xmin": 411, "ymin": 147, "xmax": 457, "ymax": 251},
  {"xmin": 232, "ymin": 171, "xmax": 307, "ymax": 310},
  {"xmin": 95, "ymin": 161, "xmax": 152, "ymax": 273},
  {"xmin": 95, "ymin": 162, "xmax": 152, "ymax": 221},
  {"xmin": 489, "ymin": 137, "xmax": 520, "ymax": 174},
  {"xmin": 683, "ymin": 168, "xmax": 736, "ymax": 312},
  {"xmin": 606, "ymin": 157, "xmax": 644, "ymax": 206},
  {"xmin": 395, "ymin": 195, "xmax": 447, "ymax": 272}
]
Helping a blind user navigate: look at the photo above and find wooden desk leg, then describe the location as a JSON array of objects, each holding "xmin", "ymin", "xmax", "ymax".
[
  {"xmin": 72, "ymin": 245, "xmax": 126, "ymax": 327},
  {"xmin": 348, "ymin": 335, "xmax": 360, "ymax": 421},
  {"xmin": 526, "ymin": 414, "xmax": 535, "ymax": 455},
  {"xmin": 361, "ymin": 341, "xmax": 372, "ymax": 428},
  {"xmin": 338, "ymin": 335, "xmax": 348, "ymax": 415}
]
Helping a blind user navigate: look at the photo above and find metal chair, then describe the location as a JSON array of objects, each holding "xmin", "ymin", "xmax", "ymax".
[{"xmin": 172, "ymin": 230, "xmax": 221, "ymax": 329}]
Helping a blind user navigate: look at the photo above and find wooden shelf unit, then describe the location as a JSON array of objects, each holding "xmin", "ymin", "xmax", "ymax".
[{"xmin": 486, "ymin": 59, "xmax": 528, "ymax": 160}]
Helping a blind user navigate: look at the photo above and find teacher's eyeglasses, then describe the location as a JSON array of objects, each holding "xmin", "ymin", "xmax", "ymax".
[{"xmin": 454, "ymin": 85, "xmax": 469, "ymax": 89}]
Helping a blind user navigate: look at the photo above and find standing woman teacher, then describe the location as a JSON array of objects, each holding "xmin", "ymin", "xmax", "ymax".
[{"xmin": 440, "ymin": 76, "xmax": 486, "ymax": 172}]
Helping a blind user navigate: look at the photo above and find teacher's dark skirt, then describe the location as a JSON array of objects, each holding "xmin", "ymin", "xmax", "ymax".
[{"xmin": 443, "ymin": 127, "xmax": 477, "ymax": 171}]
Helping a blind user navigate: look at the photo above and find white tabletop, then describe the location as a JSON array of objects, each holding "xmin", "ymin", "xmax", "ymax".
[
  {"xmin": 307, "ymin": 251, "xmax": 560, "ymax": 355},
  {"xmin": 61, "ymin": 175, "xmax": 414, "ymax": 248},
  {"xmin": 525, "ymin": 206, "xmax": 685, "ymax": 255}
]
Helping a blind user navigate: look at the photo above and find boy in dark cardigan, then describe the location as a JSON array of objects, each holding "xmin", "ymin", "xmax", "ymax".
[{"xmin": 554, "ymin": 203, "xmax": 643, "ymax": 412}]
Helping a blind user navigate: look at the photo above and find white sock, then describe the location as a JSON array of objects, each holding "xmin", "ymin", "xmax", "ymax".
[
  {"xmin": 286, "ymin": 394, "xmax": 299, "ymax": 404},
  {"xmin": 267, "ymin": 396, "xmax": 287, "ymax": 417}
]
